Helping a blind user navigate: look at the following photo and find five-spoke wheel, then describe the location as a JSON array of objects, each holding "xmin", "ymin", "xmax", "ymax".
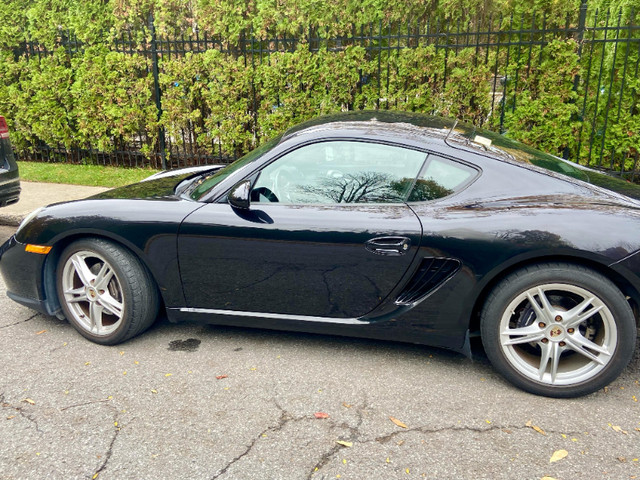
[
  {"xmin": 61, "ymin": 249, "xmax": 124, "ymax": 336},
  {"xmin": 56, "ymin": 238, "xmax": 159, "ymax": 345},
  {"xmin": 481, "ymin": 263, "xmax": 636, "ymax": 397}
]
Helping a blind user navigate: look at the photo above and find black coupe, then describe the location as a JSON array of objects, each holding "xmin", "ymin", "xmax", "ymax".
[{"xmin": 1, "ymin": 112, "xmax": 639, "ymax": 398}]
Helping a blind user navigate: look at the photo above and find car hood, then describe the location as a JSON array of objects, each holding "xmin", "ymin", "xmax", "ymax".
[{"xmin": 87, "ymin": 166, "xmax": 223, "ymax": 201}]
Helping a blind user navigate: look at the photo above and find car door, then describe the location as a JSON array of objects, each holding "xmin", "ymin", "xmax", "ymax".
[{"xmin": 177, "ymin": 140, "xmax": 426, "ymax": 319}]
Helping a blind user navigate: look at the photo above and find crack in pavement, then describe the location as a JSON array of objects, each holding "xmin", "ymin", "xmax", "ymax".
[
  {"xmin": 210, "ymin": 401, "xmax": 309, "ymax": 480},
  {"xmin": 91, "ymin": 412, "xmax": 121, "ymax": 479},
  {"xmin": 305, "ymin": 395, "xmax": 582, "ymax": 478},
  {"xmin": 1, "ymin": 392, "xmax": 43, "ymax": 434},
  {"xmin": 306, "ymin": 396, "xmax": 369, "ymax": 480},
  {"xmin": 60, "ymin": 398, "xmax": 112, "ymax": 412},
  {"xmin": 203, "ymin": 392, "xmax": 579, "ymax": 480},
  {"xmin": 372, "ymin": 422, "xmax": 583, "ymax": 444},
  {"xmin": 16, "ymin": 408, "xmax": 43, "ymax": 434},
  {"xmin": 0, "ymin": 313, "xmax": 39, "ymax": 329}
]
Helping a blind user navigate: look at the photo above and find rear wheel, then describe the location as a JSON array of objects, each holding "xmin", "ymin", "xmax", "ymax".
[
  {"xmin": 56, "ymin": 238, "xmax": 159, "ymax": 345},
  {"xmin": 481, "ymin": 263, "xmax": 636, "ymax": 397}
]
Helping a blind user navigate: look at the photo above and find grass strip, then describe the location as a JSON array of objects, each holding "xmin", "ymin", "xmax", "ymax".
[{"xmin": 19, "ymin": 162, "xmax": 161, "ymax": 188}]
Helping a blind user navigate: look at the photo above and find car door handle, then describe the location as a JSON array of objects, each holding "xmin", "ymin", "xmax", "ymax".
[{"xmin": 365, "ymin": 237, "xmax": 412, "ymax": 256}]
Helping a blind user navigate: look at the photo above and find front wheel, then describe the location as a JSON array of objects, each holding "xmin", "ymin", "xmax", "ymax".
[
  {"xmin": 481, "ymin": 263, "xmax": 636, "ymax": 398},
  {"xmin": 56, "ymin": 238, "xmax": 160, "ymax": 345}
]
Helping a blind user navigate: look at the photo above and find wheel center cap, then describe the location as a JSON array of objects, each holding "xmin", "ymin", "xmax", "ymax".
[
  {"xmin": 546, "ymin": 325, "xmax": 565, "ymax": 341},
  {"xmin": 87, "ymin": 288, "xmax": 98, "ymax": 300}
]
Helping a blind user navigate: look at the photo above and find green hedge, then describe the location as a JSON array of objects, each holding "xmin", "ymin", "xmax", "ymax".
[
  {"xmin": 159, "ymin": 50, "xmax": 255, "ymax": 158},
  {"xmin": 0, "ymin": 46, "xmax": 158, "ymax": 156},
  {"xmin": 151, "ymin": 43, "xmax": 498, "ymax": 159},
  {"xmin": 0, "ymin": 0, "xmax": 638, "ymax": 175},
  {"xmin": 498, "ymin": 40, "xmax": 582, "ymax": 155},
  {"xmin": 0, "ymin": 0, "xmax": 588, "ymax": 48}
]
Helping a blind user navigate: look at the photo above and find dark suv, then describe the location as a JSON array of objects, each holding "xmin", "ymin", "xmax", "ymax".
[{"xmin": 0, "ymin": 115, "xmax": 20, "ymax": 207}]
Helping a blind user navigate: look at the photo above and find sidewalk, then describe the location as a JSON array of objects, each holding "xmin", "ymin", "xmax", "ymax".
[{"xmin": 0, "ymin": 181, "xmax": 109, "ymax": 226}]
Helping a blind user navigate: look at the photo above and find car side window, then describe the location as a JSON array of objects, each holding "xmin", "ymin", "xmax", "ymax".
[
  {"xmin": 252, "ymin": 141, "xmax": 427, "ymax": 204},
  {"xmin": 407, "ymin": 154, "xmax": 476, "ymax": 202}
]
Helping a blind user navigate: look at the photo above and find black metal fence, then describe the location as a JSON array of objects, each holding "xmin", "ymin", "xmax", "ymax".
[{"xmin": 16, "ymin": 5, "xmax": 640, "ymax": 180}]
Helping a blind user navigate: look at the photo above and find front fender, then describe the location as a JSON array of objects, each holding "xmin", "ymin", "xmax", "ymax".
[
  {"xmin": 610, "ymin": 249, "xmax": 640, "ymax": 318},
  {"xmin": 14, "ymin": 198, "xmax": 205, "ymax": 309}
]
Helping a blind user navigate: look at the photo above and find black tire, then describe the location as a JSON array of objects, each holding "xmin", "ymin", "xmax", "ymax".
[
  {"xmin": 56, "ymin": 238, "xmax": 160, "ymax": 345},
  {"xmin": 480, "ymin": 263, "xmax": 636, "ymax": 398}
]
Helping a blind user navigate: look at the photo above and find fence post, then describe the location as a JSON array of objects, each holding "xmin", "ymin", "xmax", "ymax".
[
  {"xmin": 149, "ymin": 13, "xmax": 167, "ymax": 170},
  {"xmin": 577, "ymin": 0, "xmax": 588, "ymax": 43},
  {"xmin": 572, "ymin": 0, "xmax": 589, "ymax": 93},
  {"xmin": 570, "ymin": 0, "xmax": 589, "ymax": 91},
  {"xmin": 564, "ymin": 0, "xmax": 589, "ymax": 160}
]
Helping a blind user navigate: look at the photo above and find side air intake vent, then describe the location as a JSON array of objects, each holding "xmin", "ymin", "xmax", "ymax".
[{"xmin": 395, "ymin": 258, "xmax": 461, "ymax": 305}]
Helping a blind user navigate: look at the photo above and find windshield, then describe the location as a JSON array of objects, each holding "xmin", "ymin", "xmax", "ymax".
[{"xmin": 188, "ymin": 135, "xmax": 283, "ymax": 201}]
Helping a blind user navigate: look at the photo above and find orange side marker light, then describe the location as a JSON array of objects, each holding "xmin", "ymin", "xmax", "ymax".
[{"xmin": 25, "ymin": 244, "xmax": 52, "ymax": 255}]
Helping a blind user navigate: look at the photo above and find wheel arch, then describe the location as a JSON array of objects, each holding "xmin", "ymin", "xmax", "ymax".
[
  {"xmin": 467, "ymin": 254, "xmax": 640, "ymax": 334},
  {"xmin": 42, "ymin": 231, "xmax": 166, "ymax": 317}
]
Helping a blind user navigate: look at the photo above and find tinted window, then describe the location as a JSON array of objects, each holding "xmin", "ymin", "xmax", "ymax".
[
  {"xmin": 408, "ymin": 155, "xmax": 475, "ymax": 202},
  {"xmin": 252, "ymin": 141, "xmax": 427, "ymax": 204}
]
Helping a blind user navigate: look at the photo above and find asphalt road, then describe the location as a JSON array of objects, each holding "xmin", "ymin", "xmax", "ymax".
[{"xmin": 1, "ymin": 224, "xmax": 639, "ymax": 480}]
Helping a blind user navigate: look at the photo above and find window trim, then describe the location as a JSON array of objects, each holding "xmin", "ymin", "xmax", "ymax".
[{"xmin": 406, "ymin": 153, "xmax": 480, "ymax": 203}]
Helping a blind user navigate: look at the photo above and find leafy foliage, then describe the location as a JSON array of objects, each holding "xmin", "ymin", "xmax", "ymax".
[
  {"xmin": 1, "ymin": 48, "xmax": 76, "ymax": 150},
  {"xmin": 72, "ymin": 46, "xmax": 158, "ymax": 153},
  {"xmin": 0, "ymin": 45, "xmax": 158, "ymax": 158},
  {"xmin": 500, "ymin": 40, "xmax": 582, "ymax": 156},
  {"xmin": 0, "ymin": 0, "xmax": 637, "ymax": 175},
  {"xmin": 159, "ymin": 50, "xmax": 254, "ymax": 158},
  {"xmin": 255, "ymin": 45, "xmax": 372, "ymax": 138}
]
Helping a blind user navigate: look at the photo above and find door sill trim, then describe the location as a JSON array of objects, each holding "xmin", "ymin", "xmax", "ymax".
[{"xmin": 176, "ymin": 307, "xmax": 364, "ymax": 325}]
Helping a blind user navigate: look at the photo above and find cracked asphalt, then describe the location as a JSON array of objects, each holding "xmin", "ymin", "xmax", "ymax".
[{"xmin": 1, "ymin": 224, "xmax": 639, "ymax": 480}]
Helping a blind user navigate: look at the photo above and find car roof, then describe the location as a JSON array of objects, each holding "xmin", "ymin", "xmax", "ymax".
[
  {"xmin": 283, "ymin": 111, "xmax": 454, "ymax": 137},
  {"xmin": 282, "ymin": 111, "xmax": 486, "ymax": 153}
]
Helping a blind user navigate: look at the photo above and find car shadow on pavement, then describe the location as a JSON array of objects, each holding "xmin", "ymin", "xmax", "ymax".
[{"xmin": 140, "ymin": 314, "xmax": 493, "ymax": 366}]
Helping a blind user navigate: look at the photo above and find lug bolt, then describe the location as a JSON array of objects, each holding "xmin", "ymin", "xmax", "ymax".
[
  {"xmin": 567, "ymin": 328, "xmax": 575, "ymax": 334},
  {"xmin": 99, "ymin": 290, "xmax": 105, "ymax": 295},
  {"xmin": 539, "ymin": 322, "xmax": 546, "ymax": 328},
  {"xmin": 559, "ymin": 341, "xmax": 566, "ymax": 347},
  {"xmin": 555, "ymin": 315, "xmax": 562, "ymax": 322},
  {"xmin": 541, "ymin": 338, "xmax": 549, "ymax": 343}
]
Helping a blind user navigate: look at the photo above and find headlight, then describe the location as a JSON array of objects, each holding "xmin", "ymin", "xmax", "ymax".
[{"xmin": 15, "ymin": 207, "xmax": 43, "ymax": 237}]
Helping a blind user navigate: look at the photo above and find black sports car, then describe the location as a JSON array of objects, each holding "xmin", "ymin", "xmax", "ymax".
[
  {"xmin": 1, "ymin": 112, "xmax": 639, "ymax": 398},
  {"xmin": 0, "ymin": 115, "xmax": 20, "ymax": 207}
]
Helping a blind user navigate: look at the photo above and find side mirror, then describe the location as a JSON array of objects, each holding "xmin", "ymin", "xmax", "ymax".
[{"xmin": 228, "ymin": 180, "xmax": 251, "ymax": 210}]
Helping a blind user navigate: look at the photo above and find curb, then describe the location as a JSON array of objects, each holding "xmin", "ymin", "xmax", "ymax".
[{"xmin": 0, "ymin": 213, "xmax": 23, "ymax": 227}]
